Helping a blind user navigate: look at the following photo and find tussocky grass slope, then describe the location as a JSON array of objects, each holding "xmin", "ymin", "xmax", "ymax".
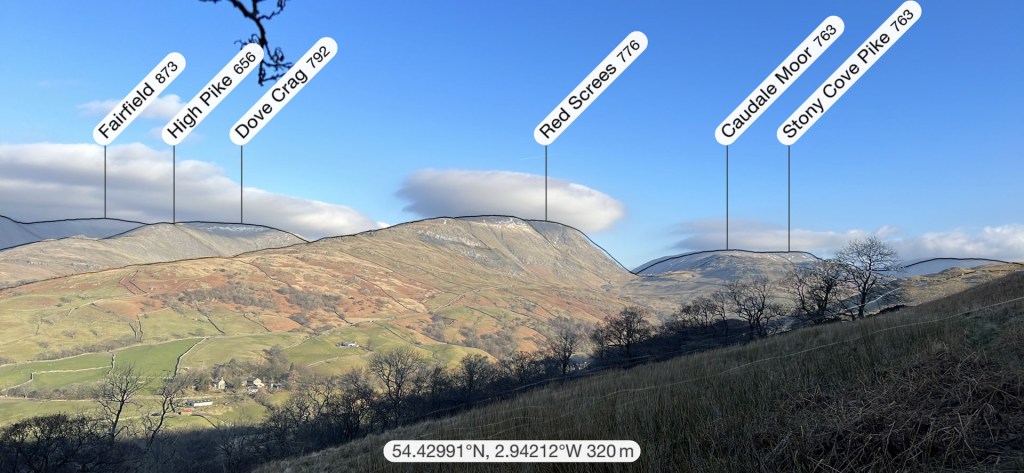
[{"xmin": 259, "ymin": 271, "xmax": 1024, "ymax": 472}]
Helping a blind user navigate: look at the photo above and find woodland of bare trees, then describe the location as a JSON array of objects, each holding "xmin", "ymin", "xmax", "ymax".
[
  {"xmin": 1, "ymin": 338, "xmax": 602, "ymax": 471},
  {"xmin": 591, "ymin": 237, "xmax": 906, "ymax": 370}
]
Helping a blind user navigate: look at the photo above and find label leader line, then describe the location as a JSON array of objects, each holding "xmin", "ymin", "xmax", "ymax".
[
  {"xmin": 533, "ymin": 31, "xmax": 647, "ymax": 221},
  {"xmin": 162, "ymin": 43, "xmax": 263, "ymax": 223},
  {"xmin": 229, "ymin": 37, "xmax": 338, "ymax": 223},
  {"xmin": 714, "ymin": 16, "xmax": 844, "ymax": 250},
  {"xmin": 777, "ymin": 1, "xmax": 921, "ymax": 253},
  {"xmin": 93, "ymin": 52, "xmax": 186, "ymax": 219}
]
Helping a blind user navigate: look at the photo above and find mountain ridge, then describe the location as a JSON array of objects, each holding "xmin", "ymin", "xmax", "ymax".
[
  {"xmin": 0, "ymin": 215, "xmax": 146, "ymax": 250},
  {"xmin": 0, "ymin": 216, "xmax": 638, "ymax": 367},
  {"xmin": 0, "ymin": 217, "xmax": 309, "ymax": 289},
  {"xmin": 635, "ymin": 249, "xmax": 822, "ymax": 274},
  {"xmin": 0, "ymin": 214, "xmax": 1021, "ymax": 428}
]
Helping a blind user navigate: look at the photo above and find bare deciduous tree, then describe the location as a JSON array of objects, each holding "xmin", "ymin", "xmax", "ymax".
[
  {"xmin": 95, "ymin": 363, "xmax": 148, "ymax": 442},
  {"xmin": 836, "ymin": 236, "xmax": 904, "ymax": 319},
  {"xmin": 143, "ymin": 373, "xmax": 193, "ymax": 448},
  {"xmin": 672, "ymin": 292, "xmax": 730, "ymax": 333},
  {"xmin": 333, "ymin": 368, "xmax": 376, "ymax": 436},
  {"xmin": 368, "ymin": 347, "xmax": 428, "ymax": 425},
  {"xmin": 455, "ymin": 353, "xmax": 495, "ymax": 404},
  {"xmin": 0, "ymin": 413, "xmax": 107, "ymax": 472},
  {"xmin": 200, "ymin": 0, "xmax": 294, "ymax": 85},
  {"xmin": 789, "ymin": 258, "xmax": 849, "ymax": 325},
  {"xmin": 546, "ymin": 317, "xmax": 587, "ymax": 375},
  {"xmin": 726, "ymin": 278, "xmax": 788, "ymax": 339},
  {"xmin": 498, "ymin": 350, "xmax": 543, "ymax": 387},
  {"xmin": 591, "ymin": 306, "xmax": 653, "ymax": 360}
]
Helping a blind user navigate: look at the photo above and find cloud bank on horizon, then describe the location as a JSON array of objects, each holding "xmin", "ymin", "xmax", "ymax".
[
  {"xmin": 671, "ymin": 219, "xmax": 1024, "ymax": 263},
  {"xmin": 0, "ymin": 143, "xmax": 380, "ymax": 240},
  {"xmin": 397, "ymin": 169, "xmax": 626, "ymax": 233},
  {"xmin": 1, "ymin": 144, "xmax": 1021, "ymax": 263}
]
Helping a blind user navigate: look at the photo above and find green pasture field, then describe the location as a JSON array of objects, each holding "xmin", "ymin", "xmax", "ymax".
[
  {"xmin": 0, "ymin": 353, "xmax": 110, "ymax": 389},
  {"xmin": 180, "ymin": 332, "xmax": 306, "ymax": 368},
  {"xmin": 115, "ymin": 338, "xmax": 201, "ymax": 376}
]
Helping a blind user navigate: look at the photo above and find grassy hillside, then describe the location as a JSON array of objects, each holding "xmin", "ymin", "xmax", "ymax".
[
  {"xmin": 0, "ymin": 217, "xmax": 639, "ymax": 430},
  {"xmin": 0, "ymin": 218, "xmax": 637, "ymax": 383},
  {"xmin": 259, "ymin": 271, "xmax": 1024, "ymax": 472}
]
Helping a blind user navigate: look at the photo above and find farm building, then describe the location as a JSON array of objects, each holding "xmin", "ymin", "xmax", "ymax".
[{"xmin": 246, "ymin": 376, "xmax": 264, "ymax": 394}]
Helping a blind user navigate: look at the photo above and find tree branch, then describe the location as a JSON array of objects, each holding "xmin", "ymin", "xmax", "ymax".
[{"xmin": 200, "ymin": 0, "xmax": 293, "ymax": 86}]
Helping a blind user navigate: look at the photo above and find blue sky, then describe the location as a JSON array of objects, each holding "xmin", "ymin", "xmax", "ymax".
[{"xmin": 1, "ymin": 1, "xmax": 1022, "ymax": 268}]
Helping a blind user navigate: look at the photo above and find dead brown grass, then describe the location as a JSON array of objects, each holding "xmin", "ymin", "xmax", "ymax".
[
  {"xmin": 256, "ymin": 272, "xmax": 1024, "ymax": 473},
  {"xmin": 759, "ymin": 331, "xmax": 1024, "ymax": 471}
]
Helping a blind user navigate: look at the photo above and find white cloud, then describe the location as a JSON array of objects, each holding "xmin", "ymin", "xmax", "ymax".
[
  {"xmin": 671, "ymin": 219, "xmax": 1024, "ymax": 262},
  {"xmin": 396, "ymin": 169, "xmax": 625, "ymax": 232},
  {"xmin": 670, "ymin": 219, "xmax": 868, "ymax": 255},
  {"xmin": 892, "ymin": 225, "xmax": 1024, "ymax": 262},
  {"xmin": 77, "ymin": 94, "xmax": 185, "ymax": 121},
  {"xmin": 0, "ymin": 143, "xmax": 380, "ymax": 239}
]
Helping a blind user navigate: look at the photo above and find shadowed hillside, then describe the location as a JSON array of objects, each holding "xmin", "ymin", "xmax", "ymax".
[
  {"xmin": 258, "ymin": 271, "xmax": 1024, "ymax": 473},
  {"xmin": 0, "ymin": 216, "xmax": 149, "ymax": 250}
]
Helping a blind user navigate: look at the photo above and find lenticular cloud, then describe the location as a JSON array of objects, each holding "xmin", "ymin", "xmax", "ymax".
[{"xmin": 397, "ymin": 169, "xmax": 625, "ymax": 233}]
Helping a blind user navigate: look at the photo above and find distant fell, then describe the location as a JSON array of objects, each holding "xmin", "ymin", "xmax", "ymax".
[
  {"xmin": 0, "ymin": 217, "xmax": 306, "ymax": 288},
  {"xmin": 0, "ymin": 215, "xmax": 143, "ymax": 250},
  {"xmin": 636, "ymin": 249, "xmax": 818, "ymax": 278},
  {"xmin": 902, "ymin": 257, "xmax": 1019, "ymax": 276}
]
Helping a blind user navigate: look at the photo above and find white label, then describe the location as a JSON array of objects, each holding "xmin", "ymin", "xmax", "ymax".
[
  {"xmin": 534, "ymin": 31, "xmax": 648, "ymax": 146},
  {"xmin": 93, "ymin": 52, "xmax": 186, "ymax": 145},
  {"xmin": 230, "ymin": 37, "xmax": 338, "ymax": 145},
  {"xmin": 778, "ymin": 1, "xmax": 922, "ymax": 145},
  {"xmin": 715, "ymin": 16, "xmax": 844, "ymax": 145},
  {"xmin": 163, "ymin": 43, "xmax": 263, "ymax": 145},
  {"xmin": 384, "ymin": 440, "xmax": 641, "ymax": 463}
]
